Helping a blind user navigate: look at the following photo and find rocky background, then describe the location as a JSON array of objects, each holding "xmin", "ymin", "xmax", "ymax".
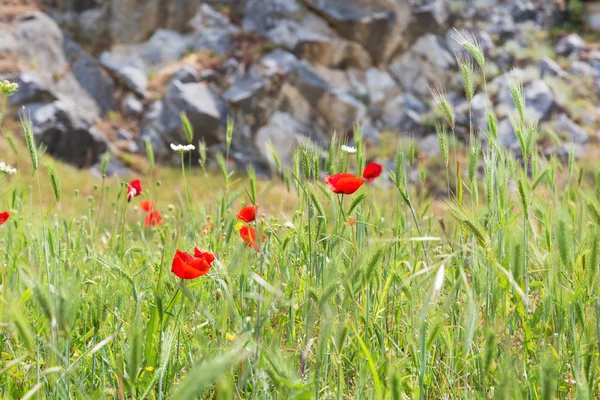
[{"xmin": 0, "ymin": 0, "xmax": 597, "ymax": 179}]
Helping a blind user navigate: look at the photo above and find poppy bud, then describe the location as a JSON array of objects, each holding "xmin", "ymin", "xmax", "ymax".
[{"xmin": 215, "ymin": 288, "xmax": 222, "ymax": 300}]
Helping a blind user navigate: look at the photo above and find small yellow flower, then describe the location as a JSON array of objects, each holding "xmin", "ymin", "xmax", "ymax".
[
  {"xmin": 145, "ymin": 366, "xmax": 154, "ymax": 372},
  {"xmin": 235, "ymin": 222, "xmax": 244, "ymax": 232},
  {"xmin": 225, "ymin": 333, "xmax": 235, "ymax": 341}
]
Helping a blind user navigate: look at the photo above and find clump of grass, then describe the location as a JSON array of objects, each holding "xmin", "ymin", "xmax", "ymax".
[{"xmin": 0, "ymin": 30, "xmax": 599, "ymax": 400}]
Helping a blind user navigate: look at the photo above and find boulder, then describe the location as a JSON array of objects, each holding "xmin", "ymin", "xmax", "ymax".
[
  {"xmin": 301, "ymin": 0, "xmax": 406, "ymax": 63},
  {"xmin": 170, "ymin": 65, "xmax": 200, "ymax": 84},
  {"xmin": 0, "ymin": 11, "xmax": 109, "ymax": 169},
  {"xmin": 8, "ymin": 74, "xmax": 56, "ymax": 107},
  {"xmin": 165, "ymin": 81, "xmax": 227, "ymax": 144},
  {"xmin": 100, "ymin": 29, "xmax": 191, "ymax": 73},
  {"xmin": 244, "ymin": 0, "xmax": 372, "ymax": 68},
  {"xmin": 554, "ymin": 114, "xmax": 589, "ymax": 144},
  {"xmin": 382, "ymin": 93, "xmax": 428, "ymax": 133},
  {"xmin": 539, "ymin": 56, "xmax": 566, "ymax": 79},
  {"xmin": 389, "ymin": 35, "xmax": 456, "ymax": 97},
  {"xmin": 255, "ymin": 112, "xmax": 319, "ymax": 166},
  {"xmin": 140, "ymin": 82, "xmax": 226, "ymax": 161},
  {"xmin": 190, "ymin": 5, "xmax": 239, "ymax": 54},
  {"xmin": 524, "ymin": 80, "xmax": 555, "ymax": 121},
  {"xmin": 317, "ymin": 90, "xmax": 367, "ymax": 136},
  {"xmin": 291, "ymin": 15, "xmax": 373, "ymax": 68},
  {"xmin": 364, "ymin": 68, "xmax": 399, "ymax": 105},
  {"xmin": 63, "ymin": 37, "xmax": 115, "ymax": 114},
  {"xmin": 91, "ymin": 156, "xmax": 132, "ymax": 178},
  {"xmin": 22, "ymin": 101, "xmax": 108, "ymax": 168},
  {"xmin": 100, "ymin": 53, "xmax": 148, "ymax": 97},
  {"xmin": 260, "ymin": 50, "xmax": 330, "ymax": 105},
  {"xmin": 108, "ymin": 0, "xmax": 201, "ymax": 42},
  {"xmin": 121, "ymin": 94, "xmax": 143, "ymax": 117},
  {"xmin": 554, "ymin": 33, "xmax": 585, "ymax": 57},
  {"xmin": 407, "ymin": 0, "xmax": 449, "ymax": 38}
]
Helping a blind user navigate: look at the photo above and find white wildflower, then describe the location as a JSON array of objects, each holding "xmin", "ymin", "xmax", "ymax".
[
  {"xmin": 0, "ymin": 162, "xmax": 16, "ymax": 175},
  {"xmin": 170, "ymin": 143, "xmax": 196, "ymax": 152},
  {"xmin": 341, "ymin": 145, "xmax": 357, "ymax": 154}
]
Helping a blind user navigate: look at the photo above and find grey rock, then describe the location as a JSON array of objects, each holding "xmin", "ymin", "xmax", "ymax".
[
  {"xmin": 290, "ymin": 15, "xmax": 373, "ymax": 68},
  {"xmin": 107, "ymin": 0, "xmax": 201, "ymax": 42},
  {"xmin": 411, "ymin": 34, "xmax": 455, "ymax": 70},
  {"xmin": 302, "ymin": 0, "xmax": 398, "ymax": 63},
  {"xmin": 524, "ymin": 80, "xmax": 555, "ymax": 121},
  {"xmin": 554, "ymin": 114, "xmax": 589, "ymax": 144},
  {"xmin": 554, "ymin": 34, "xmax": 585, "ymax": 57},
  {"xmin": 382, "ymin": 93, "xmax": 428, "ymax": 131},
  {"xmin": 419, "ymin": 134, "xmax": 441, "ymax": 157},
  {"xmin": 91, "ymin": 156, "xmax": 132, "ymax": 178},
  {"xmin": 455, "ymin": 93, "xmax": 493, "ymax": 130},
  {"xmin": 100, "ymin": 55, "xmax": 149, "ymax": 97},
  {"xmin": 365, "ymin": 68, "xmax": 399, "ymax": 105},
  {"xmin": 121, "ymin": 94, "xmax": 144, "ymax": 117},
  {"xmin": 511, "ymin": 0, "xmax": 536, "ymax": 22},
  {"xmin": 317, "ymin": 90, "xmax": 367, "ymax": 136},
  {"xmin": 223, "ymin": 76, "xmax": 270, "ymax": 110},
  {"xmin": 389, "ymin": 34, "xmax": 456, "ymax": 97},
  {"xmin": 22, "ymin": 101, "xmax": 108, "ymax": 168},
  {"xmin": 63, "ymin": 37, "xmax": 114, "ymax": 114},
  {"xmin": 1, "ymin": 12, "xmax": 102, "ymax": 123},
  {"xmin": 360, "ymin": 119, "xmax": 381, "ymax": 145},
  {"xmin": 6, "ymin": 13, "xmax": 66, "ymax": 75},
  {"xmin": 569, "ymin": 61, "xmax": 598, "ymax": 79},
  {"xmin": 255, "ymin": 112, "xmax": 317, "ymax": 166},
  {"xmin": 277, "ymin": 83, "xmax": 313, "ymax": 123},
  {"xmin": 76, "ymin": 7, "xmax": 108, "ymax": 43},
  {"xmin": 170, "ymin": 65, "xmax": 200, "ymax": 84},
  {"xmin": 119, "ymin": 67, "xmax": 148, "ymax": 97},
  {"xmin": 164, "ymin": 81, "xmax": 227, "ymax": 145},
  {"xmin": 117, "ymin": 128, "xmax": 134, "ymax": 141},
  {"xmin": 198, "ymin": 69, "xmax": 221, "ymax": 84},
  {"xmin": 8, "ymin": 74, "xmax": 56, "ymax": 107},
  {"xmin": 497, "ymin": 118, "xmax": 517, "ymax": 149},
  {"xmin": 408, "ymin": 0, "xmax": 449, "ymax": 38},
  {"xmin": 489, "ymin": 13, "xmax": 516, "ymax": 39},
  {"xmin": 245, "ymin": 1, "xmax": 372, "ymax": 69},
  {"xmin": 101, "ymin": 29, "xmax": 191, "ymax": 72},
  {"xmin": 243, "ymin": 0, "xmax": 303, "ymax": 35},
  {"xmin": 188, "ymin": 4, "xmax": 233, "ymax": 31},
  {"xmin": 190, "ymin": 6, "xmax": 239, "ymax": 55},
  {"xmin": 539, "ymin": 56, "xmax": 566, "ymax": 79}
]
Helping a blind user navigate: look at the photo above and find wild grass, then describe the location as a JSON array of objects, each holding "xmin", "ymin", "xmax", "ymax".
[{"xmin": 0, "ymin": 35, "xmax": 599, "ymax": 400}]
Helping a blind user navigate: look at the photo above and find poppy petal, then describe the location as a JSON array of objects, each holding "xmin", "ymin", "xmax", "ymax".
[
  {"xmin": 127, "ymin": 179, "xmax": 142, "ymax": 202},
  {"xmin": 140, "ymin": 200, "xmax": 154, "ymax": 212},
  {"xmin": 325, "ymin": 173, "xmax": 365, "ymax": 194},
  {"xmin": 236, "ymin": 205, "xmax": 257, "ymax": 223},
  {"xmin": 0, "ymin": 211, "xmax": 9, "ymax": 225},
  {"xmin": 171, "ymin": 249, "xmax": 215, "ymax": 280},
  {"xmin": 362, "ymin": 162, "xmax": 383, "ymax": 182}
]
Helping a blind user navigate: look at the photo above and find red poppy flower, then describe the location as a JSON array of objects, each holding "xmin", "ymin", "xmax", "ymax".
[
  {"xmin": 362, "ymin": 162, "xmax": 383, "ymax": 182},
  {"xmin": 144, "ymin": 210, "xmax": 163, "ymax": 227},
  {"xmin": 140, "ymin": 200, "xmax": 154, "ymax": 212},
  {"xmin": 139, "ymin": 200, "xmax": 162, "ymax": 227},
  {"xmin": 236, "ymin": 205, "xmax": 257, "ymax": 223},
  {"xmin": 325, "ymin": 173, "xmax": 365, "ymax": 194},
  {"xmin": 239, "ymin": 226, "xmax": 264, "ymax": 250},
  {"xmin": 127, "ymin": 179, "xmax": 142, "ymax": 202},
  {"xmin": 0, "ymin": 211, "xmax": 9, "ymax": 225},
  {"xmin": 171, "ymin": 248, "xmax": 215, "ymax": 279}
]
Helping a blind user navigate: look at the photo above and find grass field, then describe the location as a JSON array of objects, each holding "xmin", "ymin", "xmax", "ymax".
[{"xmin": 2, "ymin": 37, "xmax": 600, "ymax": 399}]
